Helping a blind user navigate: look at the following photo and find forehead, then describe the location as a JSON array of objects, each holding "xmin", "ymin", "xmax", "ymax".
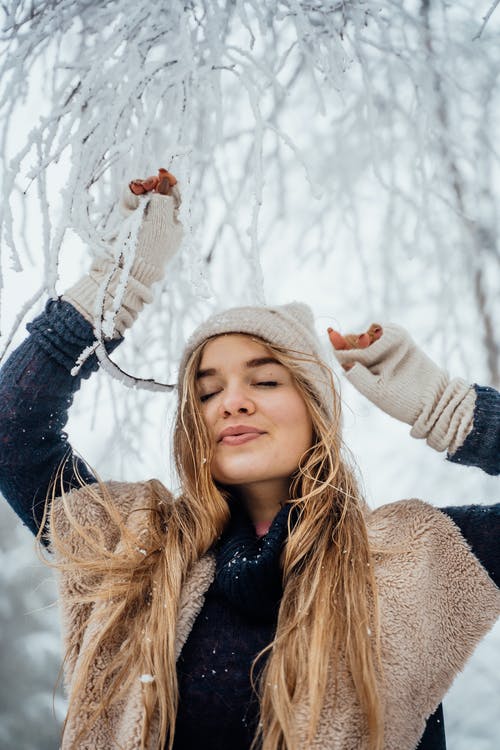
[{"xmin": 198, "ymin": 334, "xmax": 274, "ymax": 369}]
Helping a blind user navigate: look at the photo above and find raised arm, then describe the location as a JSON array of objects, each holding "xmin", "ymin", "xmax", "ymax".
[
  {"xmin": 328, "ymin": 324, "xmax": 499, "ymax": 475},
  {"xmin": 0, "ymin": 300, "xmax": 118, "ymax": 535},
  {"xmin": 0, "ymin": 171, "xmax": 183, "ymax": 536}
]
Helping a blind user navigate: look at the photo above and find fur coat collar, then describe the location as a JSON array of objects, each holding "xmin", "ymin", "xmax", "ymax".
[{"xmin": 52, "ymin": 481, "xmax": 500, "ymax": 749}]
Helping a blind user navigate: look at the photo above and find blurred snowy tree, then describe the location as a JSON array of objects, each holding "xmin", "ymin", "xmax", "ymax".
[
  {"xmin": 0, "ymin": 506, "xmax": 65, "ymax": 750},
  {"xmin": 0, "ymin": 1, "xmax": 499, "ymax": 748}
]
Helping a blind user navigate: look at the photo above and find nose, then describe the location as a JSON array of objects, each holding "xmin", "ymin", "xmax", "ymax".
[{"xmin": 219, "ymin": 383, "xmax": 256, "ymax": 417}]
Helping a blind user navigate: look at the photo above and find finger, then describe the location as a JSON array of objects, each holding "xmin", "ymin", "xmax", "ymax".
[
  {"xmin": 327, "ymin": 328, "xmax": 348, "ymax": 350},
  {"xmin": 356, "ymin": 333, "xmax": 372, "ymax": 349},
  {"xmin": 141, "ymin": 175, "xmax": 159, "ymax": 192},
  {"xmin": 157, "ymin": 167, "xmax": 178, "ymax": 186},
  {"xmin": 338, "ymin": 324, "xmax": 384, "ymax": 350},
  {"xmin": 129, "ymin": 176, "xmax": 159, "ymax": 194},
  {"xmin": 156, "ymin": 174, "xmax": 172, "ymax": 195},
  {"xmin": 344, "ymin": 334, "xmax": 362, "ymax": 349},
  {"xmin": 367, "ymin": 323, "xmax": 383, "ymax": 343},
  {"xmin": 156, "ymin": 170, "xmax": 178, "ymax": 195},
  {"xmin": 129, "ymin": 180, "xmax": 147, "ymax": 195},
  {"xmin": 342, "ymin": 362, "xmax": 354, "ymax": 372}
]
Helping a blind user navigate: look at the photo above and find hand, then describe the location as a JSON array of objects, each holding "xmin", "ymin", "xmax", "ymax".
[
  {"xmin": 326, "ymin": 322, "xmax": 475, "ymax": 453},
  {"xmin": 122, "ymin": 168, "xmax": 181, "ymax": 213},
  {"xmin": 63, "ymin": 168, "xmax": 183, "ymax": 337},
  {"xmin": 327, "ymin": 322, "xmax": 448, "ymax": 425},
  {"xmin": 327, "ymin": 324, "xmax": 383, "ymax": 370},
  {"xmin": 118, "ymin": 166, "xmax": 183, "ymax": 279},
  {"xmin": 129, "ymin": 167, "xmax": 177, "ymax": 195}
]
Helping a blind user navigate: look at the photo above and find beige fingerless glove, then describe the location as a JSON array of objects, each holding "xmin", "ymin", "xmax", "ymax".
[
  {"xmin": 63, "ymin": 190, "xmax": 183, "ymax": 337},
  {"xmin": 333, "ymin": 324, "xmax": 476, "ymax": 454}
]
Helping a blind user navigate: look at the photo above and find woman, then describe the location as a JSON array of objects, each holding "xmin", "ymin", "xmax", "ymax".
[{"xmin": 0, "ymin": 172, "xmax": 498, "ymax": 750}]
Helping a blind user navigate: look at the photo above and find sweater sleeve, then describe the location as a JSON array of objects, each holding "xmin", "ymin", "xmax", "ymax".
[
  {"xmin": 447, "ymin": 385, "xmax": 500, "ymax": 475},
  {"xmin": 440, "ymin": 503, "xmax": 500, "ymax": 588},
  {"xmin": 0, "ymin": 298, "xmax": 121, "ymax": 536}
]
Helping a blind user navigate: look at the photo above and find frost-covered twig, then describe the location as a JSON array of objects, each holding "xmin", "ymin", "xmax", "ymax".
[
  {"xmin": 94, "ymin": 342, "xmax": 176, "ymax": 392},
  {"xmin": 473, "ymin": 0, "xmax": 500, "ymax": 40}
]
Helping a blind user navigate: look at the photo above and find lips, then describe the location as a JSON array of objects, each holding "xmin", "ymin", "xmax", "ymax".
[
  {"xmin": 217, "ymin": 425, "xmax": 265, "ymax": 445},
  {"xmin": 220, "ymin": 432, "xmax": 264, "ymax": 446}
]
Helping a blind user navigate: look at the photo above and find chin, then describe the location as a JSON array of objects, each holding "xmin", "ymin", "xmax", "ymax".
[
  {"xmin": 211, "ymin": 462, "xmax": 270, "ymax": 487},
  {"xmin": 211, "ymin": 459, "xmax": 295, "ymax": 489},
  {"xmin": 212, "ymin": 469, "xmax": 263, "ymax": 486}
]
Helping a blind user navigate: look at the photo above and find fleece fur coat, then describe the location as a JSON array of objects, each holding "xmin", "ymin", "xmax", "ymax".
[{"xmin": 52, "ymin": 480, "xmax": 500, "ymax": 750}]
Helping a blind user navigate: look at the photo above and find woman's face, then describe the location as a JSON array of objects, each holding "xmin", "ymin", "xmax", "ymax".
[{"xmin": 196, "ymin": 334, "xmax": 314, "ymax": 502}]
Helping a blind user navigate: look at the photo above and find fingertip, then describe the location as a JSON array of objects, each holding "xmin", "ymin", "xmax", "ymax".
[
  {"xmin": 129, "ymin": 181, "xmax": 145, "ymax": 195},
  {"xmin": 327, "ymin": 328, "xmax": 347, "ymax": 350},
  {"xmin": 143, "ymin": 176, "xmax": 159, "ymax": 192},
  {"xmin": 158, "ymin": 168, "xmax": 178, "ymax": 186},
  {"xmin": 368, "ymin": 323, "xmax": 383, "ymax": 342},
  {"xmin": 156, "ymin": 176, "xmax": 171, "ymax": 195}
]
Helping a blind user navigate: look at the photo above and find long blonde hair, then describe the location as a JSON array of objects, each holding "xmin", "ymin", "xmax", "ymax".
[{"xmin": 46, "ymin": 335, "xmax": 383, "ymax": 750}]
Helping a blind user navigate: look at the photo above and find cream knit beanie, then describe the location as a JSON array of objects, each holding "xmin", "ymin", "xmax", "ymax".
[{"xmin": 178, "ymin": 302, "xmax": 335, "ymax": 420}]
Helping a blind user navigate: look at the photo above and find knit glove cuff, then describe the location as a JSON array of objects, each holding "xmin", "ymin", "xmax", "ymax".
[
  {"xmin": 64, "ymin": 192, "xmax": 183, "ymax": 337},
  {"xmin": 62, "ymin": 258, "xmax": 154, "ymax": 336},
  {"xmin": 333, "ymin": 324, "xmax": 476, "ymax": 453}
]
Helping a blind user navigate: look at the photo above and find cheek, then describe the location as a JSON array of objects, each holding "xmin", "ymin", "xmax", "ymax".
[
  {"xmin": 287, "ymin": 417, "xmax": 314, "ymax": 463},
  {"xmin": 271, "ymin": 395, "xmax": 313, "ymax": 450},
  {"xmin": 200, "ymin": 402, "xmax": 217, "ymax": 434}
]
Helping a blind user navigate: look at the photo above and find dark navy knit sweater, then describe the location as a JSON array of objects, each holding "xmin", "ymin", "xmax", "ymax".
[{"xmin": 0, "ymin": 299, "xmax": 499, "ymax": 750}]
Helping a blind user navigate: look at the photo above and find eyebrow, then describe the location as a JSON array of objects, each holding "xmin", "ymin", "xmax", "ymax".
[{"xmin": 196, "ymin": 357, "xmax": 281, "ymax": 380}]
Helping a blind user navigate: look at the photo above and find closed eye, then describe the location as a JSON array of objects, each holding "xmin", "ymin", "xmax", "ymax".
[
  {"xmin": 200, "ymin": 391, "xmax": 219, "ymax": 403},
  {"xmin": 199, "ymin": 382, "xmax": 278, "ymax": 402}
]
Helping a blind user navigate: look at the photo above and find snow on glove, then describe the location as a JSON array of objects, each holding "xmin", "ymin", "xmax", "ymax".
[
  {"xmin": 64, "ymin": 172, "xmax": 183, "ymax": 337},
  {"xmin": 332, "ymin": 324, "xmax": 477, "ymax": 454}
]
